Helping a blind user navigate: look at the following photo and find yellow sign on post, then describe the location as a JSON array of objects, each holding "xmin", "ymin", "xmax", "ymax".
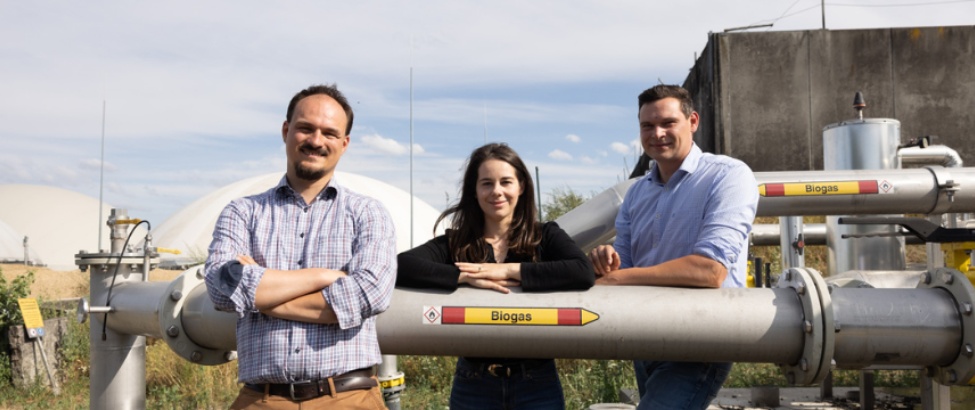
[{"xmin": 17, "ymin": 298, "xmax": 46, "ymax": 338}]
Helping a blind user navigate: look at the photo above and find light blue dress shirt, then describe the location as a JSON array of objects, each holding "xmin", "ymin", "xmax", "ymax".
[{"xmin": 614, "ymin": 144, "xmax": 758, "ymax": 288}]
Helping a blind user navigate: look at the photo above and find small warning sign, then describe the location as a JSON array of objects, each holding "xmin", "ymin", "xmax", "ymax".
[
  {"xmin": 17, "ymin": 298, "xmax": 45, "ymax": 339},
  {"xmin": 423, "ymin": 306, "xmax": 441, "ymax": 324}
]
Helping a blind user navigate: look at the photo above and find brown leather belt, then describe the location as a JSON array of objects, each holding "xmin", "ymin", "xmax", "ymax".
[{"xmin": 245, "ymin": 368, "xmax": 377, "ymax": 402}]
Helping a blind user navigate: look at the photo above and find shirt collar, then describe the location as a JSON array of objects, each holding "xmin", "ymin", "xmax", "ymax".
[
  {"xmin": 647, "ymin": 143, "xmax": 703, "ymax": 184},
  {"xmin": 274, "ymin": 174, "xmax": 339, "ymax": 201}
]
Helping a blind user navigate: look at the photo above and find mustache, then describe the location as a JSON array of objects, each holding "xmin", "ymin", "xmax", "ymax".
[{"xmin": 299, "ymin": 143, "xmax": 329, "ymax": 156}]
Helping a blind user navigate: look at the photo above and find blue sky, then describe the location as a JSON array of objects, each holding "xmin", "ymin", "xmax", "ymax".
[{"xmin": 2, "ymin": 1, "xmax": 974, "ymax": 225}]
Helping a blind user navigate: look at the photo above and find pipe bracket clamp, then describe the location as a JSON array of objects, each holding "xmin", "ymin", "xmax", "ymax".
[{"xmin": 925, "ymin": 166, "xmax": 959, "ymax": 214}]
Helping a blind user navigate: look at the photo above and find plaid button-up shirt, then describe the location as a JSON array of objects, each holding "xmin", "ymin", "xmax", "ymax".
[{"xmin": 204, "ymin": 175, "xmax": 396, "ymax": 383}]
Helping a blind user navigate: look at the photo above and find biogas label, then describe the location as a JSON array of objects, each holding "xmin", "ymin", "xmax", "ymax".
[
  {"xmin": 759, "ymin": 180, "xmax": 884, "ymax": 197},
  {"xmin": 805, "ymin": 184, "xmax": 840, "ymax": 194},
  {"xmin": 423, "ymin": 306, "xmax": 600, "ymax": 326},
  {"xmin": 491, "ymin": 310, "xmax": 532, "ymax": 323}
]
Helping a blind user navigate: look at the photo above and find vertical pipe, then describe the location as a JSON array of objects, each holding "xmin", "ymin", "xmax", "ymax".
[
  {"xmin": 83, "ymin": 209, "xmax": 147, "ymax": 410},
  {"xmin": 379, "ymin": 355, "xmax": 404, "ymax": 410},
  {"xmin": 98, "ymin": 101, "xmax": 106, "ymax": 251},
  {"xmin": 779, "ymin": 216, "xmax": 805, "ymax": 269}
]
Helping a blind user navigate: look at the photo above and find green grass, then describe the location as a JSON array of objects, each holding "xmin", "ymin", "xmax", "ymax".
[{"xmin": 0, "ymin": 319, "xmax": 938, "ymax": 409}]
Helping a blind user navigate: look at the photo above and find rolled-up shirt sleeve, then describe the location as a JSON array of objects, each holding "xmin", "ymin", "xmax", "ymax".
[
  {"xmin": 692, "ymin": 163, "xmax": 758, "ymax": 270},
  {"xmin": 324, "ymin": 199, "xmax": 397, "ymax": 330},
  {"xmin": 204, "ymin": 199, "xmax": 266, "ymax": 316}
]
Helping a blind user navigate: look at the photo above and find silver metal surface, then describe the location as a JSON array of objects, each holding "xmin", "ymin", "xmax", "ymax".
[
  {"xmin": 78, "ymin": 209, "xmax": 154, "ymax": 410},
  {"xmin": 376, "ymin": 285, "xmax": 806, "ymax": 363},
  {"xmin": 569, "ymin": 168, "xmax": 975, "ymax": 248},
  {"xmin": 779, "ymin": 217, "xmax": 805, "ymax": 268},
  {"xmin": 754, "ymin": 168, "xmax": 975, "ymax": 217},
  {"xmin": 555, "ymin": 178, "xmax": 635, "ymax": 252},
  {"xmin": 775, "ymin": 268, "xmax": 834, "ymax": 385},
  {"xmin": 899, "ymin": 145, "xmax": 964, "ymax": 168},
  {"xmin": 830, "ymin": 288, "xmax": 960, "ymax": 369},
  {"xmin": 823, "ymin": 118, "xmax": 905, "ymax": 276}
]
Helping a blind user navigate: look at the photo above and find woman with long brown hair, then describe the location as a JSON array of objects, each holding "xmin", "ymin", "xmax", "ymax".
[{"xmin": 397, "ymin": 142, "xmax": 594, "ymax": 409}]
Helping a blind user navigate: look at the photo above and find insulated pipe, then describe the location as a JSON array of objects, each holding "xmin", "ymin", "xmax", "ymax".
[
  {"xmin": 104, "ymin": 266, "xmax": 975, "ymax": 386},
  {"xmin": 555, "ymin": 178, "xmax": 635, "ymax": 252},
  {"xmin": 752, "ymin": 223, "xmax": 826, "ymax": 246},
  {"xmin": 559, "ymin": 167, "xmax": 975, "ymax": 251},
  {"xmin": 750, "ymin": 224, "xmax": 924, "ymax": 246},
  {"xmin": 754, "ymin": 167, "xmax": 975, "ymax": 217},
  {"xmin": 899, "ymin": 145, "xmax": 964, "ymax": 168}
]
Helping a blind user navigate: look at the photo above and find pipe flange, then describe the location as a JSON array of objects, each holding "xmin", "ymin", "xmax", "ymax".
[
  {"xmin": 158, "ymin": 267, "xmax": 233, "ymax": 365},
  {"xmin": 75, "ymin": 252, "xmax": 157, "ymax": 272},
  {"xmin": 775, "ymin": 267, "xmax": 834, "ymax": 385},
  {"xmin": 917, "ymin": 268, "xmax": 975, "ymax": 385}
]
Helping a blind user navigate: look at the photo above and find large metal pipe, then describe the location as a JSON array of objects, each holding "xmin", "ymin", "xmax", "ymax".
[
  {"xmin": 754, "ymin": 167, "xmax": 975, "ymax": 217},
  {"xmin": 560, "ymin": 167, "xmax": 975, "ymax": 252},
  {"xmin": 830, "ymin": 288, "xmax": 961, "ymax": 369},
  {"xmin": 750, "ymin": 224, "xmax": 928, "ymax": 246},
  {"xmin": 555, "ymin": 178, "xmax": 635, "ymax": 251},
  {"xmin": 376, "ymin": 286, "xmax": 806, "ymax": 364},
  {"xmin": 102, "ymin": 265, "xmax": 975, "ymax": 386}
]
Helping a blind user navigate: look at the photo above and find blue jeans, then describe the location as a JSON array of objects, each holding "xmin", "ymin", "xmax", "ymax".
[
  {"xmin": 450, "ymin": 357, "xmax": 565, "ymax": 410},
  {"xmin": 634, "ymin": 360, "xmax": 731, "ymax": 410}
]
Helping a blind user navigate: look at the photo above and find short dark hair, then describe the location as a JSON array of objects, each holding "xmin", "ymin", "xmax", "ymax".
[
  {"xmin": 637, "ymin": 85, "xmax": 695, "ymax": 118},
  {"xmin": 285, "ymin": 84, "xmax": 355, "ymax": 135}
]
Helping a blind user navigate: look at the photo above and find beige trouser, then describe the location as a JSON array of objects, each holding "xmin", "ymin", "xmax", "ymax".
[{"xmin": 229, "ymin": 380, "xmax": 387, "ymax": 410}]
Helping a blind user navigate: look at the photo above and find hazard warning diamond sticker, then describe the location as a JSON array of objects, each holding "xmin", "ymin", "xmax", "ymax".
[
  {"xmin": 423, "ymin": 306, "xmax": 441, "ymax": 324},
  {"xmin": 879, "ymin": 180, "xmax": 893, "ymax": 193}
]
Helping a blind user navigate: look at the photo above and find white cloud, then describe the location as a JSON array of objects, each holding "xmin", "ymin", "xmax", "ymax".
[
  {"xmin": 580, "ymin": 155, "xmax": 596, "ymax": 165},
  {"xmin": 565, "ymin": 134, "xmax": 581, "ymax": 143},
  {"xmin": 610, "ymin": 142, "xmax": 631, "ymax": 155},
  {"xmin": 548, "ymin": 149, "xmax": 573, "ymax": 161},
  {"xmin": 79, "ymin": 159, "xmax": 118, "ymax": 172},
  {"xmin": 360, "ymin": 134, "xmax": 425, "ymax": 156},
  {"xmin": 630, "ymin": 139, "xmax": 642, "ymax": 152}
]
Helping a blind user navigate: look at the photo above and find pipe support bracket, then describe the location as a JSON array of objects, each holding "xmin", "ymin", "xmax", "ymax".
[{"xmin": 925, "ymin": 166, "xmax": 959, "ymax": 214}]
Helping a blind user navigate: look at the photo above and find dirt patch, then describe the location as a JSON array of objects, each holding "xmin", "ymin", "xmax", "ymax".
[{"xmin": 1, "ymin": 263, "xmax": 186, "ymax": 300}]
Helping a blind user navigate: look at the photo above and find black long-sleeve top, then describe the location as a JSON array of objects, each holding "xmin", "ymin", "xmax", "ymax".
[{"xmin": 396, "ymin": 221, "xmax": 595, "ymax": 291}]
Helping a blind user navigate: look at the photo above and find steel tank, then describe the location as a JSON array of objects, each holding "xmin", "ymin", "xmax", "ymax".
[{"xmin": 823, "ymin": 117, "xmax": 906, "ymax": 275}]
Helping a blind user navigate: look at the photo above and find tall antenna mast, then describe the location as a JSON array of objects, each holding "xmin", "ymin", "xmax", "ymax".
[
  {"xmin": 821, "ymin": 0, "xmax": 826, "ymax": 29},
  {"xmin": 409, "ymin": 36, "xmax": 415, "ymax": 247},
  {"xmin": 98, "ymin": 100, "xmax": 106, "ymax": 251}
]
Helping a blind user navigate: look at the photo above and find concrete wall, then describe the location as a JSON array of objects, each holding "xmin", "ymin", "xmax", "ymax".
[{"xmin": 684, "ymin": 26, "xmax": 975, "ymax": 171}]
